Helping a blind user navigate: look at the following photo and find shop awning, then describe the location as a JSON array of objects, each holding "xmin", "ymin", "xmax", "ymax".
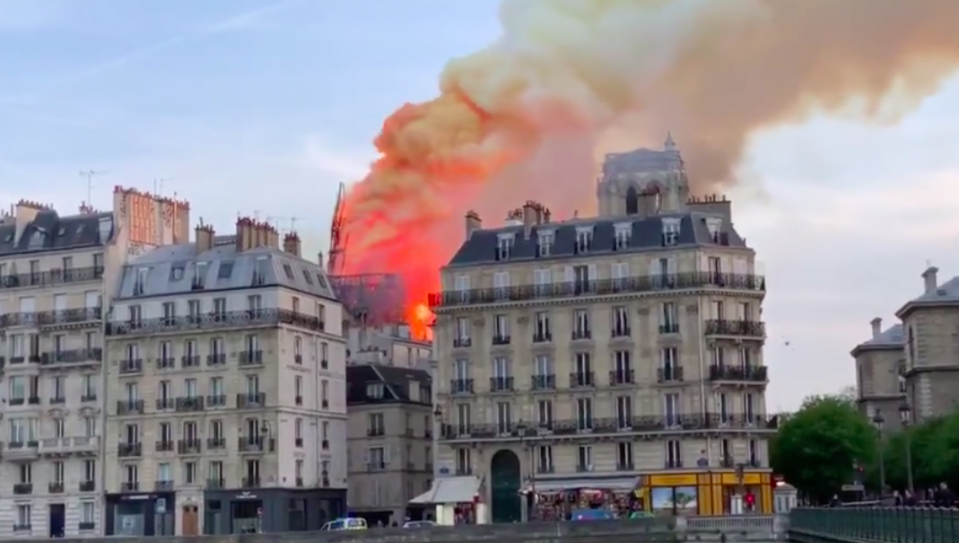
[
  {"xmin": 409, "ymin": 476, "xmax": 482, "ymax": 505},
  {"xmin": 522, "ymin": 476, "xmax": 641, "ymax": 493}
]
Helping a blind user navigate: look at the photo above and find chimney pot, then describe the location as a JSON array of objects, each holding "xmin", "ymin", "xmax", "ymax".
[
  {"xmin": 922, "ymin": 266, "xmax": 939, "ymax": 293},
  {"xmin": 283, "ymin": 231, "xmax": 301, "ymax": 257},
  {"xmin": 465, "ymin": 211, "xmax": 482, "ymax": 240},
  {"xmin": 870, "ymin": 317, "xmax": 882, "ymax": 339}
]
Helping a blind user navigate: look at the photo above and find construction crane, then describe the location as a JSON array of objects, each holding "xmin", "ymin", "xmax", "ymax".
[{"xmin": 328, "ymin": 182, "xmax": 347, "ymax": 276}]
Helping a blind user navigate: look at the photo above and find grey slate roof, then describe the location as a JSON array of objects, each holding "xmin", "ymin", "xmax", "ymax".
[
  {"xmin": 0, "ymin": 210, "xmax": 113, "ymax": 256},
  {"xmin": 896, "ymin": 276, "xmax": 959, "ymax": 318},
  {"xmin": 114, "ymin": 235, "xmax": 337, "ymax": 301},
  {"xmin": 853, "ymin": 324, "xmax": 904, "ymax": 354},
  {"xmin": 448, "ymin": 212, "xmax": 746, "ymax": 267},
  {"xmin": 346, "ymin": 363, "xmax": 431, "ymax": 405}
]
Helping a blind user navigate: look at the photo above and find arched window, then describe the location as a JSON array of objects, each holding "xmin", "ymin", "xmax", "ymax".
[{"xmin": 625, "ymin": 186, "xmax": 639, "ymax": 215}]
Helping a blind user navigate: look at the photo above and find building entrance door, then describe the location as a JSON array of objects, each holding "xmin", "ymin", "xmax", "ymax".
[
  {"xmin": 490, "ymin": 449, "xmax": 522, "ymax": 523},
  {"xmin": 182, "ymin": 506, "xmax": 199, "ymax": 535}
]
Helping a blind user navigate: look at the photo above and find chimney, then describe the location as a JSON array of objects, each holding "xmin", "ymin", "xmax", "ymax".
[
  {"xmin": 195, "ymin": 221, "xmax": 214, "ymax": 253},
  {"xmin": 317, "ymin": 251, "xmax": 325, "ymax": 269},
  {"xmin": 235, "ymin": 217, "xmax": 253, "ymax": 252},
  {"xmin": 922, "ymin": 266, "xmax": 939, "ymax": 293},
  {"xmin": 465, "ymin": 210, "xmax": 482, "ymax": 239},
  {"xmin": 522, "ymin": 201, "xmax": 537, "ymax": 239},
  {"xmin": 870, "ymin": 317, "xmax": 882, "ymax": 339},
  {"xmin": 543, "ymin": 207, "xmax": 551, "ymax": 223},
  {"xmin": 283, "ymin": 232, "xmax": 301, "ymax": 257}
]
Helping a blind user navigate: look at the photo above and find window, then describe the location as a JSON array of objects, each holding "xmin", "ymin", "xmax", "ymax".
[
  {"xmin": 612, "ymin": 306, "xmax": 629, "ymax": 336},
  {"xmin": 321, "ymin": 380, "xmax": 328, "ymax": 405},
  {"xmin": 169, "ymin": 265, "xmax": 184, "ymax": 281},
  {"xmin": 576, "ymin": 398, "xmax": 592, "ymax": 430},
  {"xmin": 248, "ymin": 295, "xmax": 262, "ymax": 313},
  {"xmin": 616, "ymin": 396, "xmax": 632, "ymax": 428},
  {"xmin": 495, "ymin": 402, "xmax": 511, "ymax": 433},
  {"xmin": 209, "ymin": 461, "xmax": 224, "ymax": 482},
  {"xmin": 662, "ymin": 217, "xmax": 681, "ymax": 245},
  {"xmin": 84, "ymin": 417, "xmax": 97, "ymax": 437},
  {"xmin": 537, "ymin": 400, "xmax": 553, "ymax": 428},
  {"xmin": 185, "ymin": 379, "xmax": 198, "ymax": 398},
  {"xmin": 573, "ymin": 352, "xmax": 591, "ymax": 386},
  {"xmin": 661, "ymin": 347, "xmax": 679, "ymax": 381},
  {"xmin": 124, "ymin": 464, "xmax": 139, "ymax": 484},
  {"xmin": 184, "ymin": 462, "xmax": 197, "ymax": 484},
  {"xmin": 492, "ymin": 356, "xmax": 509, "ymax": 380},
  {"xmin": 302, "ymin": 269, "xmax": 313, "ymax": 285},
  {"xmin": 128, "ymin": 305, "xmax": 142, "ymax": 324},
  {"xmin": 218, "ymin": 261, "xmax": 234, "ymax": 279},
  {"xmin": 81, "ymin": 502, "xmax": 95, "ymax": 524},
  {"xmin": 294, "ymin": 376, "xmax": 303, "ymax": 402},
  {"xmin": 613, "ymin": 223, "xmax": 631, "ymax": 250},
  {"xmin": 537, "ymin": 230, "xmax": 554, "ymax": 257},
  {"xmin": 492, "ymin": 271, "xmax": 509, "ymax": 300},
  {"xmin": 455, "ymin": 448, "xmax": 471, "ymax": 475},
  {"xmin": 9, "ymin": 376, "xmax": 24, "ymax": 401},
  {"xmin": 158, "ymin": 380, "xmax": 171, "ymax": 401},
  {"xmin": 283, "ymin": 263, "xmax": 295, "ymax": 279},
  {"xmin": 613, "ymin": 350, "xmax": 631, "ymax": 383},
  {"xmin": 292, "ymin": 297, "xmax": 300, "ymax": 313},
  {"xmin": 83, "ymin": 460, "xmax": 96, "ymax": 482},
  {"xmin": 294, "ymin": 418, "xmax": 303, "ymax": 443},
  {"xmin": 188, "ymin": 300, "xmax": 201, "ymax": 318},
  {"xmin": 455, "ymin": 404, "xmax": 471, "ymax": 433},
  {"xmin": 453, "ymin": 358, "xmax": 469, "ymax": 381},
  {"xmin": 210, "ymin": 377, "xmax": 224, "ymax": 397},
  {"xmin": 538, "ymin": 445, "xmax": 553, "ymax": 472},
  {"xmin": 157, "ymin": 463, "xmax": 172, "ymax": 482},
  {"xmin": 617, "ymin": 442, "xmax": 633, "ymax": 469},
  {"xmin": 534, "ymin": 312, "xmax": 550, "ymax": 341},
  {"xmin": 573, "ymin": 309, "xmax": 590, "ymax": 338},
  {"xmin": 366, "ymin": 382, "xmax": 383, "ymax": 399},
  {"xmin": 577, "ymin": 445, "xmax": 592, "ymax": 470},
  {"xmin": 664, "ymin": 393, "xmax": 680, "ymax": 426},
  {"xmin": 162, "ymin": 302, "xmax": 176, "ymax": 321},
  {"xmin": 246, "ymin": 375, "xmax": 259, "ymax": 394},
  {"xmin": 194, "ymin": 262, "xmax": 208, "ymax": 287},
  {"xmin": 749, "ymin": 440, "xmax": 759, "ymax": 465},
  {"xmin": 718, "ymin": 393, "xmax": 729, "ymax": 423},
  {"xmin": 534, "ymin": 354, "xmax": 552, "ymax": 378},
  {"xmin": 212, "ymin": 298, "xmax": 226, "ymax": 317},
  {"xmin": 368, "ymin": 446, "xmax": 386, "ymax": 470},
  {"xmin": 455, "ymin": 317, "xmax": 471, "ymax": 342},
  {"xmin": 494, "ymin": 314, "xmax": 509, "ymax": 339},
  {"xmin": 294, "ymin": 336, "xmax": 302, "ymax": 362},
  {"xmin": 661, "ymin": 302, "xmax": 678, "ymax": 332},
  {"xmin": 744, "ymin": 393, "xmax": 755, "ymax": 421},
  {"xmin": 16, "ymin": 504, "xmax": 30, "ymax": 528},
  {"xmin": 368, "ymin": 413, "xmax": 384, "ymax": 435},
  {"xmin": 574, "ymin": 227, "xmax": 593, "ymax": 253},
  {"xmin": 666, "ymin": 440, "xmax": 682, "ymax": 467},
  {"xmin": 496, "ymin": 234, "xmax": 514, "ymax": 260},
  {"xmin": 18, "ymin": 462, "xmax": 32, "ymax": 483}
]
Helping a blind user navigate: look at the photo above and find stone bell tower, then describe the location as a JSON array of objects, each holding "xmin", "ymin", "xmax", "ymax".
[{"xmin": 596, "ymin": 133, "xmax": 689, "ymax": 218}]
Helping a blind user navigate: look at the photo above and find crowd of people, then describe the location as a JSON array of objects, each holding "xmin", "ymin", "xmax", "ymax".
[{"xmin": 828, "ymin": 482, "xmax": 956, "ymax": 508}]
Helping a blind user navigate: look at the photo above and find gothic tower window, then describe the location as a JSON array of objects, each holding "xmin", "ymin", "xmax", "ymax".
[{"xmin": 625, "ymin": 186, "xmax": 639, "ymax": 215}]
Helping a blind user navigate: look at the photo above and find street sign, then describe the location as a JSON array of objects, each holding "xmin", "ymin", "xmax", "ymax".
[{"xmin": 841, "ymin": 484, "xmax": 864, "ymax": 492}]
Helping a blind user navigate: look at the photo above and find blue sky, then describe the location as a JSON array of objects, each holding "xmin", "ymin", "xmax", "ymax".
[{"xmin": 2, "ymin": 0, "xmax": 959, "ymax": 409}]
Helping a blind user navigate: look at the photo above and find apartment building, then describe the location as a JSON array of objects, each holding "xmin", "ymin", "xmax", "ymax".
[
  {"xmin": 346, "ymin": 363, "xmax": 433, "ymax": 525},
  {"xmin": 346, "ymin": 324, "xmax": 432, "ymax": 369},
  {"xmin": 0, "ymin": 189, "xmax": 189, "ymax": 538},
  {"xmin": 851, "ymin": 318, "xmax": 906, "ymax": 429},
  {"xmin": 428, "ymin": 137, "xmax": 776, "ymax": 522},
  {"xmin": 103, "ymin": 218, "xmax": 348, "ymax": 536}
]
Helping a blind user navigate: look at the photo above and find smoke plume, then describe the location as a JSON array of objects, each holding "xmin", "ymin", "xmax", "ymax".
[{"xmin": 339, "ymin": 0, "xmax": 959, "ymax": 324}]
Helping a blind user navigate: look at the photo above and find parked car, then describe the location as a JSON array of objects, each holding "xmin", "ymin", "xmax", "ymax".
[
  {"xmin": 403, "ymin": 520, "xmax": 437, "ymax": 529},
  {"xmin": 571, "ymin": 509, "xmax": 616, "ymax": 521},
  {"xmin": 321, "ymin": 517, "xmax": 368, "ymax": 531}
]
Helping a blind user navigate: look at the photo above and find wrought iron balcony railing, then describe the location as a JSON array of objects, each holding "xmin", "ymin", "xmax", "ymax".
[{"xmin": 106, "ymin": 309, "xmax": 325, "ymax": 335}]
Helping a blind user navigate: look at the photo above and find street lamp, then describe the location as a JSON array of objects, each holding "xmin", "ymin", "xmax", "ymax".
[
  {"xmin": 899, "ymin": 401, "xmax": 914, "ymax": 493},
  {"xmin": 515, "ymin": 420, "xmax": 537, "ymax": 521},
  {"xmin": 872, "ymin": 410, "xmax": 886, "ymax": 498}
]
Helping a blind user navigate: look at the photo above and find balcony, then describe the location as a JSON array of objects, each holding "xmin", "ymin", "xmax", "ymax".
[
  {"xmin": 207, "ymin": 437, "xmax": 226, "ymax": 450},
  {"xmin": 665, "ymin": 459, "xmax": 683, "ymax": 469},
  {"xmin": 40, "ymin": 348, "xmax": 103, "ymax": 367},
  {"xmin": 569, "ymin": 371, "xmax": 594, "ymax": 388},
  {"xmin": 121, "ymin": 482, "xmax": 140, "ymax": 493},
  {"xmin": 704, "ymin": 319, "xmax": 766, "ymax": 339},
  {"xmin": 0, "ymin": 307, "xmax": 103, "ymax": 329},
  {"xmin": 657, "ymin": 366, "xmax": 685, "ymax": 384},
  {"xmin": 440, "ymin": 413, "xmax": 779, "ymax": 440},
  {"xmin": 0, "ymin": 265, "xmax": 103, "ymax": 290},
  {"xmin": 238, "ymin": 437, "xmax": 275, "ymax": 453},
  {"xmin": 367, "ymin": 427, "xmax": 385, "ymax": 437},
  {"xmin": 106, "ymin": 308, "xmax": 326, "ymax": 336},
  {"xmin": 367, "ymin": 461, "xmax": 387, "ymax": 471},
  {"xmin": 489, "ymin": 376, "xmax": 514, "ymax": 392},
  {"xmin": 532, "ymin": 332, "xmax": 552, "ymax": 343},
  {"xmin": 491, "ymin": 335, "xmax": 511, "ymax": 346},
  {"xmin": 13, "ymin": 483, "xmax": 32, "ymax": 495},
  {"xmin": 177, "ymin": 439, "xmax": 202, "ymax": 454},
  {"xmin": 449, "ymin": 378, "xmax": 474, "ymax": 394},
  {"xmin": 156, "ymin": 440, "xmax": 174, "ymax": 452},
  {"xmin": 181, "ymin": 355, "xmax": 201, "ymax": 367},
  {"xmin": 156, "ymin": 398, "xmax": 175, "ymax": 410},
  {"xmin": 119, "ymin": 358, "xmax": 143, "ymax": 374},
  {"xmin": 49, "ymin": 396, "xmax": 66, "ymax": 405},
  {"xmin": 242, "ymin": 477, "xmax": 261, "ymax": 488},
  {"xmin": 453, "ymin": 337, "xmax": 471, "ymax": 349},
  {"xmin": 571, "ymin": 330, "xmax": 592, "ymax": 341},
  {"xmin": 708, "ymin": 364, "xmax": 768, "ymax": 383},
  {"xmin": 207, "ymin": 478, "xmax": 226, "ymax": 490},
  {"xmin": 616, "ymin": 462, "xmax": 635, "ymax": 471},
  {"xmin": 659, "ymin": 323, "xmax": 680, "ymax": 335},
  {"xmin": 611, "ymin": 327, "xmax": 631, "ymax": 339},
  {"xmin": 175, "ymin": 396, "xmax": 204, "ymax": 412},
  {"xmin": 236, "ymin": 393, "xmax": 266, "ymax": 408},
  {"xmin": 429, "ymin": 272, "xmax": 766, "ymax": 308},
  {"xmin": 2, "ymin": 440, "xmax": 40, "ymax": 460},
  {"xmin": 609, "ymin": 369, "xmax": 634, "ymax": 385},
  {"xmin": 79, "ymin": 480, "xmax": 96, "ymax": 492},
  {"xmin": 117, "ymin": 400, "xmax": 144, "ymax": 415},
  {"xmin": 206, "ymin": 353, "xmax": 226, "ymax": 367},
  {"xmin": 239, "ymin": 350, "xmax": 263, "ymax": 365},
  {"xmin": 81, "ymin": 393, "xmax": 97, "ymax": 403},
  {"xmin": 48, "ymin": 482, "xmax": 64, "ymax": 493},
  {"xmin": 156, "ymin": 357, "xmax": 176, "ymax": 369},
  {"xmin": 530, "ymin": 374, "xmax": 556, "ymax": 390},
  {"xmin": 118, "ymin": 442, "xmax": 142, "ymax": 457},
  {"xmin": 207, "ymin": 394, "xmax": 227, "ymax": 407},
  {"xmin": 40, "ymin": 436, "xmax": 99, "ymax": 456},
  {"xmin": 155, "ymin": 480, "xmax": 174, "ymax": 491}
]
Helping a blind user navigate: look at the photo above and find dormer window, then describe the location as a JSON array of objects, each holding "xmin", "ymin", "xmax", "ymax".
[
  {"xmin": 613, "ymin": 223, "xmax": 632, "ymax": 250},
  {"xmin": 575, "ymin": 227, "xmax": 593, "ymax": 254},
  {"xmin": 134, "ymin": 268, "xmax": 148, "ymax": 295},
  {"xmin": 537, "ymin": 230, "xmax": 555, "ymax": 257},
  {"xmin": 705, "ymin": 218, "xmax": 722, "ymax": 243},
  {"xmin": 496, "ymin": 233, "xmax": 515, "ymax": 261},
  {"xmin": 29, "ymin": 228, "xmax": 45, "ymax": 248},
  {"xmin": 661, "ymin": 218, "xmax": 681, "ymax": 247}
]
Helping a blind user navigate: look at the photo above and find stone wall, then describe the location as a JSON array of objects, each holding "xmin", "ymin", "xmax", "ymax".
[{"xmin": 23, "ymin": 516, "xmax": 783, "ymax": 543}]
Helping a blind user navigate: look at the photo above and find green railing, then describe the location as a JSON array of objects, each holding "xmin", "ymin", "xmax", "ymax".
[{"xmin": 790, "ymin": 507, "xmax": 959, "ymax": 543}]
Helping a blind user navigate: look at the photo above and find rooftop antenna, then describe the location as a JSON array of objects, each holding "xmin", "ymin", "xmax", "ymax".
[
  {"xmin": 267, "ymin": 216, "xmax": 301, "ymax": 232},
  {"xmin": 153, "ymin": 177, "xmax": 173, "ymax": 197},
  {"xmin": 79, "ymin": 170, "xmax": 108, "ymax": 206}
]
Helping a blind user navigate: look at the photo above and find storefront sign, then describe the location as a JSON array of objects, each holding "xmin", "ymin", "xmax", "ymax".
[
  {"xmin": 650, "ymin": 474, "xmax": 697, "ymax": 486},
  {"xmin": 235, "ymin": 491, "xmax": 258, "ymax": 499},
  {"xmin": 721, "ymin": 473, "xmax": 762, "ymax": 485}
]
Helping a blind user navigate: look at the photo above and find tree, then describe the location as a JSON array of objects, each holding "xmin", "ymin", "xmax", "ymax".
[
  {"xmin": 878, "ymin": 410, "xmax": 959, "ymax": 492},
  {"xmin": 770, "ymin": 395, "xmax": 876, "ymax": 503}
]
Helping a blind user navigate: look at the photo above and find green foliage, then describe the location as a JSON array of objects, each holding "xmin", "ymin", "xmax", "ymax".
[
  {"xmin": 877, "ymin": 410, "xmax": 959, "ymax": 491},
  {"xmin": 770, "ymin": 394, "xmax": 876, "ymax": 503}
]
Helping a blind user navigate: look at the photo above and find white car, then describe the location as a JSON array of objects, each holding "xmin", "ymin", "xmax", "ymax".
[{"xmin": 402, "ymin": 520, "xmax": 437, "ymax": 529}]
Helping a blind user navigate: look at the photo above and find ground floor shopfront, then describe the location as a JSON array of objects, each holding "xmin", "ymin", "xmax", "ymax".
[
  {"xmin": 105, "ymin": 491, "xmax": 177, "ymax": 536},
  {"xmin": 641, "ymin": 471, "xmax": 773, "ymax": 515},
  {"xmin": 202, "ymin": 487, "xmax": 347, "ymax": 534}
]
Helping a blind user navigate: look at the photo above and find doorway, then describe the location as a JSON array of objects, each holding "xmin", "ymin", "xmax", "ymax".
[
  {"xmin": 182, "ymin": 506, "xmax": 199, "ymax": 535},
  {"xmin": 490, "ymin": 449, "xmax": 522, "ymax": 523},
  {"xmin": 49, "ymin": 503, "xmax": 65, "ymax": 538}
]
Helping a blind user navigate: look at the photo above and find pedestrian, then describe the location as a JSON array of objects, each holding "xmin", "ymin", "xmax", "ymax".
[
  {"xmin": 828, "ymin": 494, "xmax": 840, "ymax": 507},
  {"xmin": 934, "ymin": 483, "xmax": 955, "ymax": 508},
  {"xmin": 892, "ymin": 490, "xmax": 902, "ymax": 506},
  {"xmin": 903, "ymin": 490, "xmax": 917, "ymax": 507}
]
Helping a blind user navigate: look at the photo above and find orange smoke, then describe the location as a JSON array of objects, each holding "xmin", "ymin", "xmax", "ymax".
[{"xmin": 339, "ymin": 0, "xmax": 959, "ymax": 335}]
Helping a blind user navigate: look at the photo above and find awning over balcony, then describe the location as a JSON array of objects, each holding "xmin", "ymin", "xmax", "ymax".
[
  {"xmin": 521, "ymin": 475, "xmax": 641, "ymax": 494},
  {"xmin": 409, "ymin": 476, "xmax": 482, "ymax": 505}
]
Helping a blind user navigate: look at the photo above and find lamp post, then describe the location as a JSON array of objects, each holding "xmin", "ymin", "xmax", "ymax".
[
  {"xmin": 899, "ymin": 401, "xmax": 914, "ymax": 494},
  {"xmin": 872, "ymin": 410, "xmax": 886, "ymax": 498}
]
